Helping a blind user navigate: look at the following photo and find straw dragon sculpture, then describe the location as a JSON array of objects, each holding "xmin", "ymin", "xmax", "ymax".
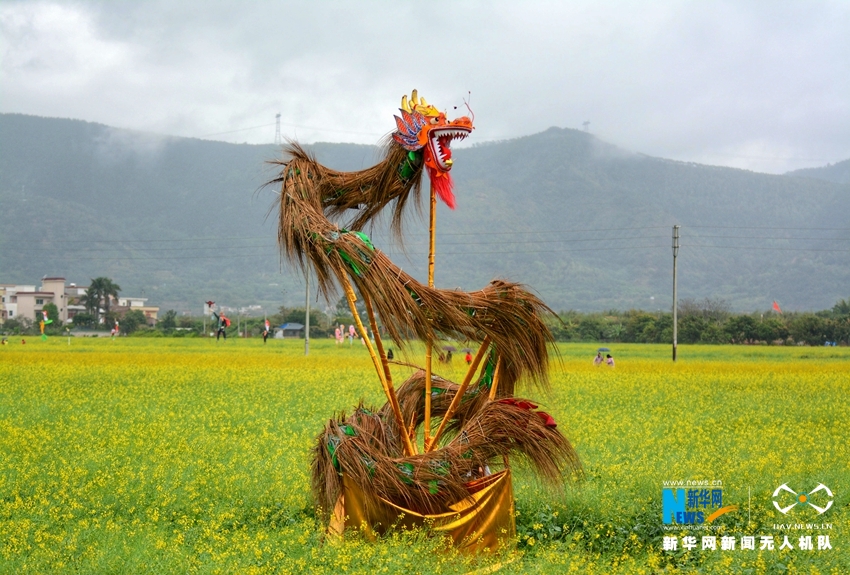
[{"xmin": 270, "ymin": 91, "xmax": 580, "ymax": 550}]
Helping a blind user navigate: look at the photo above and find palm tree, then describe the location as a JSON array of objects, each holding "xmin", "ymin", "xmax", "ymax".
[
  {"xmin": 83, "ymin": 277, "xmax": 121, "ymax": 325},
  {"xmin": 833, "ymin": 298, "xmax": 850, "ymax": 318},
  {"xmin": 101, "ymin": 277, "xmax": 121, "ymax": 317}
]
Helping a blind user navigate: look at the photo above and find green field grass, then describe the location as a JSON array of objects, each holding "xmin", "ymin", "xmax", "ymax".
[{"xmin": 1, "ymin": 338, "xmax": 847, "ymax": 573}]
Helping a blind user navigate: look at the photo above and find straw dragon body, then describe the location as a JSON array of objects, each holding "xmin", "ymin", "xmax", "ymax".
[{"xmin": 270, "ymin": 91, "xmax": 580, "ymax": 546}]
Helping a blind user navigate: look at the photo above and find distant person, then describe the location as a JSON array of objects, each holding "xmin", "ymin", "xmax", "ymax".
[
  {"xmin": 262, "ymin": 327, "xmax": 269, "ymax": 343},
  {"xmin": 387, "ymin": 348, "xmax": 394, "ymax": 360},
  {"xmin": 606, "ymin": 354, "xmax": 615, "ymax": 367},
  {"xmin": 334, "ymin": 326, "xmax": 342, "ymax": 345},
  {"xmin": 212, "ymin": 311, "xmax": 229, "ymax": 341},
  {"xmin": 594, "ymin": 352, "xmax": 603, "ymax": 366},
  {"xmin": 446, "ymin": 350, "xmax": 453, "ymax": 363},
  {"xmin": 465, "ymin": 351, "xmax": 472, "ymax": 365},
  {"xmin": 348, "ymin": 324, "xmax": 356, "ymax": 345}
]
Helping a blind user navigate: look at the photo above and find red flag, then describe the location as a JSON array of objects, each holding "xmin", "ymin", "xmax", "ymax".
[{"xmin": 772, "ymin": 300, "xmax": 782, "ymax": 314}]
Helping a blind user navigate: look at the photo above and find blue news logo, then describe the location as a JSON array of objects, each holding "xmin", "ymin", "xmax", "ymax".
[{"xmin": 663, "ymin": 487, "xmax": 732, "ymax": 524}]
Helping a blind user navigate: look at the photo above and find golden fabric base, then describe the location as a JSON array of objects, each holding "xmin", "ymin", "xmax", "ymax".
[{"xmin": 329, "ymin": 470, "xmax": 516, "ymax": 552}]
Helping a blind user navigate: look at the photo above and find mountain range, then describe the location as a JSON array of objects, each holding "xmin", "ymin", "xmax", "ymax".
[{"xmin": 1, "ymin": 113, "xmax": 847, "ymax": 313}]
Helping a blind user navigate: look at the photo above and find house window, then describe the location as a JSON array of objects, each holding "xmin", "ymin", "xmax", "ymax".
[
  {"xmin": 8, "ymin": 310, "xmax": 13, "ymax": 317},
  {"xmin": 36, "ymin": 298, "xmax": 44, "ymax": 305}
]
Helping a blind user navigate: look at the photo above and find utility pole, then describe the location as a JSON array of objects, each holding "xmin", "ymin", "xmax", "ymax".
[
  {"xmin": 275, "ymin": 113, "xmax": 282, "ymax": 146},
  {"xmin": 672, "ymin": 225, "xmax": 680, "ymax": 362},
  {"xmin": 305, "ymin": 274, "xmax": 310, "ymax": 356}
]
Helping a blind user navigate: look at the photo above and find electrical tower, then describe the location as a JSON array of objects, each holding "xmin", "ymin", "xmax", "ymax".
[
  {"xmin": 274, "ymin": 113, "xmax": 282, "ymax": 145},
  {"xmin": 672, "ymin": 225, "xmax": 680, "ymax": 361}
]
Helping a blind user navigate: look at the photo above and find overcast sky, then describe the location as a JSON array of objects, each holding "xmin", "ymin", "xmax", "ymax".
[{"xmin": 2, "ymin": 0, "xmax": 848, "ymax": 174}]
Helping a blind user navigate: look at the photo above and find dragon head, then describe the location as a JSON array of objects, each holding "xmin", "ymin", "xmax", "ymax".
[{"xmin": 392, "ymin": 89, "xmax": 473, "ymax": 209}]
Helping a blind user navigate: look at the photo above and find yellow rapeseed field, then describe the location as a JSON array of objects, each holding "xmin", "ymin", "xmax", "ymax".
[{"xmin": 1, "ymin": 338, "xmax": 847, "ymax": 574}]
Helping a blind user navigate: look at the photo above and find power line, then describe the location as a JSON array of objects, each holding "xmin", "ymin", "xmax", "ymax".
[
  {"xmin": 6, "ymin": 225, "xmax": 672, "ymax": 246},
  {"xmin": 11, "ymin": 235, "xmax": 669, "ymax": 254},
  {"xmin": 12, "ymin": 244, "xmax": 276, "ymax": 253},
  {"xmin": 373, "ymin": 226, "xmax": 671, "ymax": 236},
  {"xmin": 684, "ymin": 244, "xmax": 850, "ymax": 252},
  {"xmin": 689, "ymin": 225, "xmax": 850, "ymax": 231},
  {"xmin": 6, "ymin": 235, "xmax": 272, "ymax": 245},
  {"xmin": 9, "ymin": 226, "xmax": 849, "ymax": 257},
  {"xmin": 13, "ymin": 224, "xmax": 847, "ymax": 247},
  {"xmin": 4, "ymin": 227, "xmax": 671, "ymax": 246},
  {"xmin": 686, "ymin": 235, "xmax": 850, "ymax": 241},
  {"xmin": 27, "ymin": 243, "xmax": 664, "ymax": 261},
  {"xmin": 384, "ymin": 244, "xmax": 663, "ymax": 255}
]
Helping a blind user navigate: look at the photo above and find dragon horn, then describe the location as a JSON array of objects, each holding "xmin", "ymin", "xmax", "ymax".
[
  {"xmin": 401, "ymin": 95, "xmax": 410, "ymax": 112},
  {"xmin": 419, "ymin": 97, "xmax": 428, "ymax": 107},
  {"xmin": 411, "ymin": 89, "xmax": 419, "ymax": 107}
]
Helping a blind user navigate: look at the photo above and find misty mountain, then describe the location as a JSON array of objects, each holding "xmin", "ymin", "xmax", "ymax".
[
  {"xmin": 1, "ymin": 113, "xmax": 847, "ymax": 313},
  {"xmin": 786, "ymin": 159, "xmax": 850, "ymax": 185}
]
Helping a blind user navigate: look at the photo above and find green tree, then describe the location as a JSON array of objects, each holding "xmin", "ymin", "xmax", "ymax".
[
  {"xmin": 42, "ymin": 302, "xmax": 60, "ymax": 325},
  {"xmin": 160, "ymin": 309, "xmax": 177, "ymax": 330},
  {"xmin": 2, "ymin": 318, "xmax": 24, "ymax": 334},
  {"xmin": 699, "ymin": 322, "xmax": 731, "ymax": 344},
  {"xmin": 121, "ymin": 309, "xmax": 147, "ymax": 334},
  {"xmin": 789, "ymin": 314, "xmax": 830, "ymax": 346},
  {"xmin": 756, "ymin": 317, "xmax": 789, "ymax": 344},
  {"xmin": 577, "ymin": 315, "xmax": 606, "ymax": 341},
  {"xmin": 678, "ymin": 315, "xmax": 709, "ymax": 344},
  {"xmin": 72, "ymin": 313, "xmax": 94, "ymax": 328},
  {"xmin": 725, "ymin": 315, "xmax": 758, "ymax": 344},
  {"xmin": 624, "ymin": 313, "xmax": 657, "ymax": 343},
  {"xmin": 655, "ymin": 314, "xmax": 674, "ymax": 343},
  {"xmin": 82, "ymin": 277, "xmax": 121, "ymax": 326},
  {"xmin": 282, "ymin": 308, "xmax": 332, "ymax": 337}
]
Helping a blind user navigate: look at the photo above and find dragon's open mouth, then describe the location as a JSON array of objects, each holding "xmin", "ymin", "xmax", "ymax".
[{"xmin": 427, "ymin": 126, "xmax": 471, "ymax": 171}]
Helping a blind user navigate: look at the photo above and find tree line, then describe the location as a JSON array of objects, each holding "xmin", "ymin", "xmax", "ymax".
[
  {"xmin": 102, "ymin": 296, "xmax": 850, "ymax": 346},
  {"xmin": 6, "ymin": 287, "xmax": 847, "ymax": 346},
  {"xmin": 547, "ymin": 298, "xmax": 850, "ymax": 346}
]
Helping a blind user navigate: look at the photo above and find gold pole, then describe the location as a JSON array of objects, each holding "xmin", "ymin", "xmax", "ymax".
[
  {"xmin": 362, "ymin": 292, "xmax": 393, "ymax": 392},
  {"xmin": 427, "ymin": 336, "xmax": 492, "ymax": 452},
  {"xmin": 342, "ymin": 278, "xmax": 415, "ymax": 457},
  {"xmin": 424, "ymin": 186, "xmax": 437, "ymax": 450},
  {"xmin": 363, "ymin": 291, "xmax": 417, "ymax": 455},
  {"xmin": 488, "ymin": 357, "xmax": 502, "ymax": 401}
]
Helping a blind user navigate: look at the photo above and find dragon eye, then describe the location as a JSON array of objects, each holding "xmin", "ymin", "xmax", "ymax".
[{"xmin": 429, "ymin": 118, "xmax": 438, "ymax": 125}]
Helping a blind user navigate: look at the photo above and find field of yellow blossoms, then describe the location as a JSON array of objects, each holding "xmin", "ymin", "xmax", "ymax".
[{"xmin": 1, "ymin": 338, "xmax": 847, "ymax": 574}]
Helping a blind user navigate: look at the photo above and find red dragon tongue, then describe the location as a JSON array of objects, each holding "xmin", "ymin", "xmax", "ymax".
[{"xmin": 427, "ymin": 165, "xmax": 456, "ymax": 209}]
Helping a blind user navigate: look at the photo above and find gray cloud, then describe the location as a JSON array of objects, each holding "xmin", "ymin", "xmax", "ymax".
[{"xmin": 1, "ymin": 0, "xmax": 848, "ymax": 173}]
